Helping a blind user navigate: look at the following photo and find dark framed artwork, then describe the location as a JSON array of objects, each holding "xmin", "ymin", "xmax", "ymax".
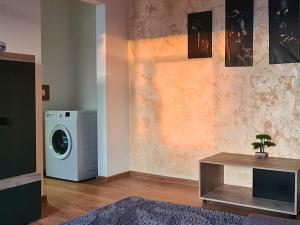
[
  {"xmin": 269, "ymin": 0, "xmax": 300, "ymax": 64},
  {"xmin": 188, "ymin": 11, "xmax": 212, "ymax": 59},
  {"xmin": 225, "ymin": 0, "xmax": 253, "ymax": 67}
]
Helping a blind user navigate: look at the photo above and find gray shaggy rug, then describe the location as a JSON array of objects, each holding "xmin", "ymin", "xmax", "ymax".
[{"xmin": 62, "ymin": 197, "xmax": 245, "ymax": 225}]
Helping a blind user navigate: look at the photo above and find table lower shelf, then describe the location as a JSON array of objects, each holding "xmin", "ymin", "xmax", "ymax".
[{"xmin": 201, "ymin": 184, "xmax": 296, "ymax": 215}]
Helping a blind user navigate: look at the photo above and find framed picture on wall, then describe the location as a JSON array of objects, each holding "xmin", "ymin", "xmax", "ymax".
[
  {"xmin": 269, "ymin": 0, "xmax": 300, "ymax": 64},
  {"xmin": 225, "ymin": 0, "xmax": 253, "ymax": 67},
  {"xmin": 188, "ymin": 11, "xmax": 212, "ymax": 59}
]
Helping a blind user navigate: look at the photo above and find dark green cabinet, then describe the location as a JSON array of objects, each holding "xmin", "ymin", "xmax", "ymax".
[
  {"xmin": 0, "ymin": 52, "xmax": 40, "ymax": 225},
  {"xmin": 0, "ymin": 59, "xmax": 36, "ymax": 179},
  {"xmin": 0, "ymin": 181, "xmax": 41, "ymax": 225}
]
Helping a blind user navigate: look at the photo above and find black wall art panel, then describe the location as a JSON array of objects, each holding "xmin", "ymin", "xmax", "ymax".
[
  {"xmin": 188, "ymin": 11, "xmax": 212, "ymax": 59},
  {"xmin": 225, "ymin": 0, "xmax": 253, "ymax": 67},
  {"xmin": 269, "ymin": 0, "xmax": 300, "ymax": 64}
]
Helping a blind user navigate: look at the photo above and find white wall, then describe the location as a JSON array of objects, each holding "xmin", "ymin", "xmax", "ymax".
[
  {"xmin": 74, "ymin": 2, "xmax": 97, "ymax": 110},
  {"xmin": 0, "ymin": 0, "xmax": 44, "ymax": 192},
  {"xmin": 41, "ymin": 0, "xmax": 97, "ymax": 111},
  {"xmin": 0, "ymin": 0, "xmax": 129, "ymax": 189},
  {"xmin": 42, "ymin": 0, "xmax": 130, "ymax": 177},
  {"xmin": 96, "ymin": 4, "xmax": 108, "ymax": 176},
  {"xmin": 106, "ymin": 0, "xmax": 130, "ymax": 176},
  {"xmin": 41, "ymin": 0, "xmax": 77, "ymax": 110},
  {"xmin": 96, "ymin": 0, "xmax": 130, "ymax": 176},
  {"xmin": 85, "ymin": 0, "xmax": 130, "ymax": 176}
]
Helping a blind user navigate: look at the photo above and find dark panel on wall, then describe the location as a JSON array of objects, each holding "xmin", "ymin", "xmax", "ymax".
[
  {"xmin": 269, "ymin": 0, "xmax": 300, "ymax": 64},
  {"xmin": 253, "ymin": 169, "xmax": 295, "ymax": 203},
  {"xmin": 188, "ymin": 11, "xmax": 212, "ymax": 59},
  {"xmin": 0, "ymin": 181, "xmax": 41, "ymax": 225},
  {"xmin": 225, "ymin": 0, "xmax": 253, "ymax": 67},
  {"xmin": 0, "ymin": 60, "xmax": 36, "ymax": 179}
]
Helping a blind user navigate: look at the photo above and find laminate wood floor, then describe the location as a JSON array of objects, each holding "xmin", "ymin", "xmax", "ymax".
[
  {"xmin": 33, "ymin": 177, "xmax": 199, "ymax": 225},
  {"xmin": 32, "ymin": 176, "xmax": 300, "ymax": 225}
]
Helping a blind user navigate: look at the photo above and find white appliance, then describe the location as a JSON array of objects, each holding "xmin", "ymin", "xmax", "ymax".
[{"xmin": 45, "ymin": 111, "xmax": 97, "ymax": 181}]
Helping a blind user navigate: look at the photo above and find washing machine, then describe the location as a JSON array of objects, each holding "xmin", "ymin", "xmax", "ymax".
[{"xmin": 45, "ymin": 111, "xmax": 97, "ymax": 181}]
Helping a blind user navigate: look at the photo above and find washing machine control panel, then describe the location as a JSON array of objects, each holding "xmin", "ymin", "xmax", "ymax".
[{"xmin": 46, "ymin": 111, "xmax": 73, "ymax": 119}]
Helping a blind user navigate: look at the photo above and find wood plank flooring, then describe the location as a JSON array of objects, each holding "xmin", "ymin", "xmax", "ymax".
[
  {"xmin": 32, "ymin": 176, "xmax": 300, "ymax": 225},
  {"xmin": 33, "ymin": 176, "xmax": 199, "ymax": 225}
]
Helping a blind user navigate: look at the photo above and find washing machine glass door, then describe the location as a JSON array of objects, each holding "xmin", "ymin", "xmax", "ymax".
[{"xmin": 49, "ymin": 125, "xmax": 72, "ymax": 160}]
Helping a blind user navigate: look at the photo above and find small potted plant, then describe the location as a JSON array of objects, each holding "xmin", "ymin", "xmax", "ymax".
[
  {"xmin": 0, "ymin": 41, "xmax": 6, "ymax": 52},
  {"xmin": 252, "ymin": 134, "xmax": 276, "ymax": 158}
]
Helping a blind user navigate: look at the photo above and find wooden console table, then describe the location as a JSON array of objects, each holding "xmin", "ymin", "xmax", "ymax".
[{"xmin": 199, "ymin": 153, "xmax": 300, "ymax": 215}]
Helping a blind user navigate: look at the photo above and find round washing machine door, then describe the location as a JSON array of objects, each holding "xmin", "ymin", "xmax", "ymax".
[{"xmin": 49, "ymin": 125, "xmax": 72, "ymax": 160}]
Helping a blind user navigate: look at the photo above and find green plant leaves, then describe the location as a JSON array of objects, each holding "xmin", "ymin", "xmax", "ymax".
[
  {"xmin": 252, "ymin": 142, "xmax": 263, "ymax": 149},
  {"xmin": 256, "ymin": 134, "xmax": 271, "ymax": 140},
  {"xmin": 265, "ymin": 141, "xmax": 276, "ymax": 147},
  {"xmin": 252, "ymin": 134, "xmax": 276, "ymax": 150}
]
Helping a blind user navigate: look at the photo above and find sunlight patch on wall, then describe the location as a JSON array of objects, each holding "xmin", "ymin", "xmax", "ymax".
[
  {"xmin": 153, "ymin": 61, "xmax": 216, "ymax": 152},
  {"xmin": 130, "ymin": 35, "xmax": 218, "ymax": 152}
]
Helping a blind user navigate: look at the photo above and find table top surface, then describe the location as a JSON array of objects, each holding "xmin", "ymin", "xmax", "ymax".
[
  {"xmin": 0, "ymin": 52, "xmax": 35, "ymax": 63},
  {"xmin": 200, "ymin": 153, "xmax": 300, "ymax": 172}
]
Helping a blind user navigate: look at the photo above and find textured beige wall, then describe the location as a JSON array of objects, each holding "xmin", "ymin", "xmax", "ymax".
[{"xmin": 129, "ymin": 0, "xmax": 300, "ymax": 184}]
